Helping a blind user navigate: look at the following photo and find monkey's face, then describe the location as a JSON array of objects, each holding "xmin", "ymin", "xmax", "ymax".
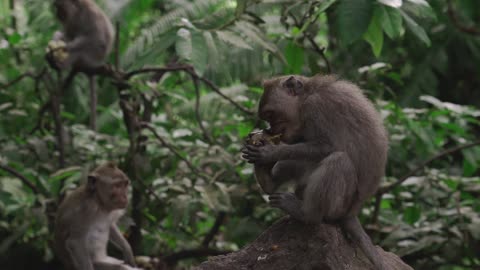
[
  {"xmin": 259, "ymin": 76, "xmax": 303, "ymax": 144},
  {"xmin": 90, "ymin": 164, "xmax": 131, "ymax": 211}
]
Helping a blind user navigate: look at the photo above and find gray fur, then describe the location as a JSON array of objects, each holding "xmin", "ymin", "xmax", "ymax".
[{"xmin": 243, "ymin": 74, "xmax": 389, "ymax": 269}]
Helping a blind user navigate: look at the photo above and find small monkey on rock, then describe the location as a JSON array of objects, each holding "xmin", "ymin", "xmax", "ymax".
[
  {"xmin": 47, "ymin": 0, "xmax": 115, "ymax": 130},
  {"xmin": 54, "ymin": 162, "xmax": 142, "ymax": 270},
  {"xmin": 242, "ymin": 75, "xmax": 389, "ymax": 270}
]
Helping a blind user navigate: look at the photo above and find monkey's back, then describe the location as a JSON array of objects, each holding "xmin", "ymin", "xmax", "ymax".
[{"xmin": 302, "ymin": 76, "xmax": 388, "ymax": 205}]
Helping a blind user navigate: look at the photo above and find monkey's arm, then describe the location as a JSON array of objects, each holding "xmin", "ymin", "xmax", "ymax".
[
  {"xmin": 109, "ymin": 224, "xmax": 136, "ymax": 266},
  {"xmin": 243, "ymin": 141, "xmax": 333, "ymax": 164},
  {"xmin": 65, "ymin": 236, "xmax": 94, "ymax": 270}
]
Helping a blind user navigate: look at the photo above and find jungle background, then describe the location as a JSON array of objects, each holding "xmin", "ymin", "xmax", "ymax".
[{"xmin": 1, "ymin": 0, "xmax": 480, "ymax": 269}]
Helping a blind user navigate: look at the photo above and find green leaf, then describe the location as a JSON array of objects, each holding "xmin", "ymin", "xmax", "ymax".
[
  {"xmin": 176, "ymin": 28, "xmax": 193, "ymax": 61},
  {"xmin": 7, "ymin": 33, "xmax": 21, "ymax": 45},
  {"xmin": 363, "ymin": 7, "xmax": 384, "ymax": 57},
  {"xmin": 399, "ymin": 9, "xmax": 431, "ymax": 46},
  {"xmin": 378, "ymin": 0, "xmax": 402, "ymax": 8},
  {"xmin": 215, "ymin": 30, "xmax": 252, "ymax": 50},
  {"xmin": 403, "ymin": 206, "xmax": 421, "ymax": 224},
  {"xmin": 336, "ymin": 0, "xmax": 373, "ymax": 45},
  {"xmin": 379, "ymin": 6, "xmax": 403, "ymax": 39},
  {"xmin": 284, "ymin": 42, "xmax": 304, "ymax": 74}
]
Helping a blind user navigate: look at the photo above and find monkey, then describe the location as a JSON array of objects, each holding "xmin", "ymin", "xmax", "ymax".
[
  {"xmin": 54, "ymin": 162, "xmax": 143, "ymax": 270},
  {"xmin": 47, "ymin": 0, "xmax": 115, "ymax": 131},
  {"xmin": 242, "ymin": 75, "xmax": 389, "ymax": 270}
]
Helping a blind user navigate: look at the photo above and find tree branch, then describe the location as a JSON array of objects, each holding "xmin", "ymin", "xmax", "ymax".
[
  {"xmin": 0, "ymin": 164, "xmax": 42, "ymax": 195},
  {"xmin": 202, "ymin": 211, "xmax": 226, "ymax": 248},
  {"xmin": 0, "ymin": 68, "xmax": 46, "ymax": 90},
  {"xmin": 191, "ymin": 74, "xmax": 214, "ymax": 144},
  {"xmin": 378, "ymin": 140, "xmax": 480, "ymax": 194},
  {"xmin": 447, "ymin": 0, "xmax": 480, "ymax": 36},
  {"xmin": 305, "ymin": 33, "xmax": 332, "ymax": 73},
  {"xmin": 140, "ymin": 122, "xmax": 205, "ymax": 177}
]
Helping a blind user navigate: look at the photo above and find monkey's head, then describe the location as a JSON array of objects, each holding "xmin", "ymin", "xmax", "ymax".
[
  {"xmin": 259, "ymin": 75, "xmax": 305, "ymax": 144},
  {"xmin": 53, "ymin": 0, "xmax": 79, "ymax": 23},
  {"xmin": 88, "ymin": 162, "xmax": 130, "ymax": 211}
]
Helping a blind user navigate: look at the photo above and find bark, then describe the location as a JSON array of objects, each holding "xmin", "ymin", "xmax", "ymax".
[{"xmin": 195, "ymin": 217, "xmax": 412, "ymax": 270}]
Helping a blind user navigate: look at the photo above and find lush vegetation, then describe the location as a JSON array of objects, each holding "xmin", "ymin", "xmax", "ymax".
[{"xmin": 1, "ymin": 0, "xmax": 479, "ymax": 269}]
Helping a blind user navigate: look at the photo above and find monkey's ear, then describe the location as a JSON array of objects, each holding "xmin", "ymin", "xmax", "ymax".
[
  {"xmin": 283, "ymin": 76, "xmax": 303, "ymax": 96},
  {"xmin": 87, "ymin": 175, "xmax": 97, "ymax": 193}
]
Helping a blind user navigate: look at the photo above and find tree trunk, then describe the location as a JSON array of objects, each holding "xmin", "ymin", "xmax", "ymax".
[{"xmin": 195, "ymin": 217, "xmax": 412, "ymax": 270}]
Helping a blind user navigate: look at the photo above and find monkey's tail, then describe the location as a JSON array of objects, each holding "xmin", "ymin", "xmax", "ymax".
[{"xmin": 341, "ymin": 216, "xmax": 388, "ymax": 270}]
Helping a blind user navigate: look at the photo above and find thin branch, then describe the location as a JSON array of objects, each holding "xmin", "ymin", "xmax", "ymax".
[
  {"xmin": 305, "ymin": 33, "xmax": 332, "ymax": 73},
  {"xmin": 447, "ymin": 0, "xmax": 480, "ymax": 36},
  {"xmin": 186, "ymin": 70, "xmax": 254, "ymax": 116},
  {"xmin": 44, "ymin": 71, "xmax": 66, "ymax": 169},
  {"xmin": 124, "ymin": 65, "xmax": 192, "ymax": 80},
  {"xmin": 202, "ymin": 211, "xmax": 226, "ymax": 248},
  {"xmin": 125, "ymin": 65, "xmax": 254, "ymax": 115},
  {"xmin": 370, "ymin": 193, "xmax": 383, "ymax": 225},
  {"xmin": 0, "ymin": 164, "xmax": 42, "ymax": 195},
  {"xmin": 378, "ymin": 140, "xmax": 480, "ymax": 194},
  {"xmin": 0, "ymin": 68, "xmax": 46, "ymax": 90},
  {"xmin": 140, "ymin": 122, "xmax": 204, "ymax": 176},
  {"xmin": 191, "ymin": 74, "xmax": 214, "ymax": 144},
  {"xmin": 114, "ymin": 21, "xmax": 120, "ymax": 71}
]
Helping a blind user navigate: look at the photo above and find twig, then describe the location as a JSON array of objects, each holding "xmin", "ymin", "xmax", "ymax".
[
  {"xmin": 140, "ymin": 122, "xmax": 204, "ymax": 176},
  {"xmin": 0, "ymin": 68, "xmax": 46, "ymax": 90},
  {"xmin": 124, "ymin": 65, "xmax": 192, "ymax": 80},
  {"xmin": 114, "ymin": 21, "xmax": 120, "ymax": 71},
  {"xmin": 378, "ymin": 140, "xmax": 480, "ymax": 194},
  {"xmin": 0, "ymin": 164, "xmax": 42, "ymax": 195},
  {"xmin": 202, "ymin": 211, "xmax": 226, "ymax": 248},
  {"xmin": 305, "ymin": 33, "xmax": 332, "ymax": 73},
  {"xmin": 186, "ymin": 70, "xmax": 254, "ymax": 115},
  {"xmin": 447, "ymin": 0, "xmax": 480, "ymax": 36},
  {"xmin": 125, "ymin": 65, "xmax": 254, "ymax": 115},
  {"xmin": 191, "ymin": 74, "xmax": 214, "ymax": 144},
  {"xmin": 44, "ymin": 71, "xmax": 66, "ymax": 169}
]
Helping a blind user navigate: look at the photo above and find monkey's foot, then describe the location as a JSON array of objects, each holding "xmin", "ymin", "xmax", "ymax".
[{"xmin": 269, "ymin": 193, "xmax": 305, "ymax": 222}]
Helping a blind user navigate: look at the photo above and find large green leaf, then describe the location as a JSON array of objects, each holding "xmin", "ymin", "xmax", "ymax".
[
  {"xmin": 399, "ymin": 9, "xmax": 431, "ymax": 46},
  {"xmin": 284, "ymin": 41, "xmax": 304, "ymax": 74},
  {"xmin": 363, "ymin": 7, "xmax": 384, "ymax": 57},
  {"xmin": 379, "ymin": 5, "xmax": 403, "ymax": 39},
  {"xmin": 336, "ymin": 0, "xmax": 373, "ymax": 45}
]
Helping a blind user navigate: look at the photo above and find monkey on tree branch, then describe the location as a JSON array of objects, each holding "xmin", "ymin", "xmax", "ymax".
[
  {"xmin": 242, "ymin": 75, "xmax": 392, "ymax": 270},
  {"xmin": 46, "ymin": 0, "xmax": 114, "ymax": 131}
]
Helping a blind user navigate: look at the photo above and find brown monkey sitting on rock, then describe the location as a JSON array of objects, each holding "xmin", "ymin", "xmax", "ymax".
[
  {"xmin": 242, "ymin": 75, "xmax": 389, "ymax": 270},
  {"xmin": 54, "ymin": 162, "xmax": 142, "ymax": 270}
]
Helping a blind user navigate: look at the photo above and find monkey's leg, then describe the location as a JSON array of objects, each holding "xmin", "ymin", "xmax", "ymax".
[
  {"xmin": 89, "ymin": 75, "xmax": 97, "ymax": 131},
  {"xmin": 341, "ymin": 216, "xmax": 388, "ymax": 270},
  {"xmin": 303, "ymin": 151, "xmax": 357, "ymax": 223}
]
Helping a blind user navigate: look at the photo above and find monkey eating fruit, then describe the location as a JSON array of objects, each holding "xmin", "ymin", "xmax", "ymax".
[
  {"xmin": 46, "ymin": 40, "xmax": 69, "ymax": 64},
  {"xmin": 242, "ymin": 75, "xmax": 390, "ymax": 270},
  {"xmin": 54, "ymin": 162, "xmax": 142, "ymax": 270},
  {"xmin": 47, "ymin": 0, "xmax": 115, "ymax": 131}
]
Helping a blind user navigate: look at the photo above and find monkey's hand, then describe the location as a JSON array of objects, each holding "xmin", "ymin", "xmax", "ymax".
[
  {"xmin": 269, "ymin": 193, "xmax": 305, "ymax": 222},
  {"xmin": 242, "ymin": 144, "xmax": 278, "ymax": 165}
]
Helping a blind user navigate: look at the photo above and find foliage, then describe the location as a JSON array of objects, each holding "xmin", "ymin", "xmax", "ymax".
[{"xmin": 1, "ymin": 0, "xmax": 479, "ymax": 269}]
